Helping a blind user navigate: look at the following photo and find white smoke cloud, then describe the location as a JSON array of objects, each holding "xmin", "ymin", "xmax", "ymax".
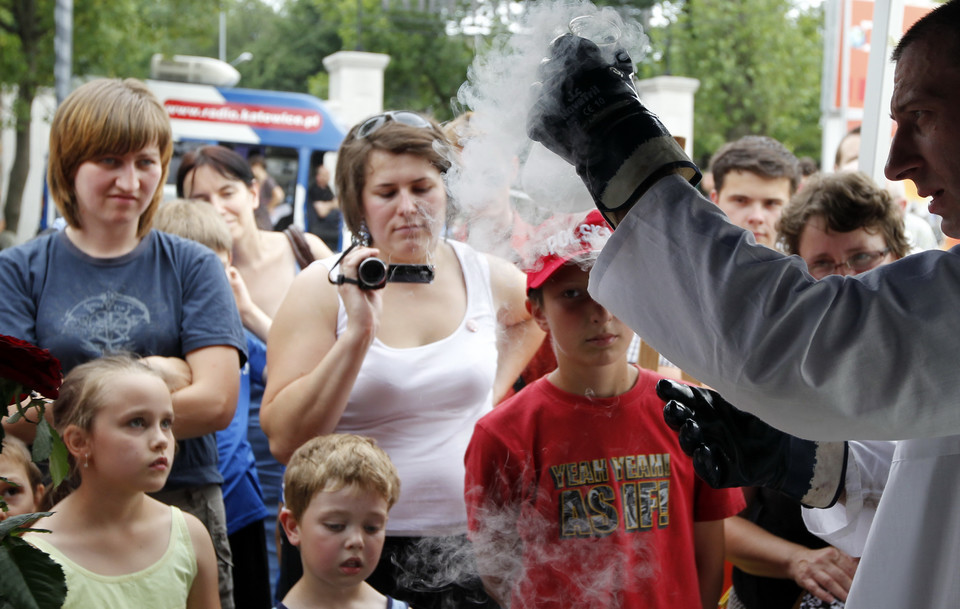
[{"xmin": 446, "ymin": 0, "xmax": 650, "ymax": 236}]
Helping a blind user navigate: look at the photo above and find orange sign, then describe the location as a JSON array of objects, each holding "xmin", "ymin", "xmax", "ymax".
[{"xmin": 832, "ymin": 0, "xmax": 934, "ymax": 132}]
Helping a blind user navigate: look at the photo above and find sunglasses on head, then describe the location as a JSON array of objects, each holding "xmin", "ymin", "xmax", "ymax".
[{"xmin": 355, "ymin": 111, "xmax": 435, "ymax": 139}]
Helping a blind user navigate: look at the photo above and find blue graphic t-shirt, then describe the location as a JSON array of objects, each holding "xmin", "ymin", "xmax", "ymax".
[{"xmin": 0, "ymin": 229, "xmax": 247, "ymax": 488}]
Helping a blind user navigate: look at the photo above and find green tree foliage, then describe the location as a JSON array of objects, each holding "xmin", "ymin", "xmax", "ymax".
[
  {"xmin": 236, "ymin": 0, "xmax": 474, "ymax": 120},
  {"xmin": 645, "ymin": 0, "xmax": 823, "ymax": 165},
  {"xmin": 234, "ymin": 0, "xmax": 342, "ymax": 94},
  {"xmin": 0, "ymin": 0, "xmax": 218, "ymax": 239},
  {"xmin": 0, "ymin": 0, "xmax": 54, "ymax": 240},
  {"xmin": 73, "ymin": 0, "xmax": 220, "ymax": 79},
  {"xmin": 363, "ymin": 8, "xmax": 475, "ymax": 119}
]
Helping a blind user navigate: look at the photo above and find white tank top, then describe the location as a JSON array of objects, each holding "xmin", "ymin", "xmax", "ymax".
[{"xmin": 326, "ymin": 239, "xmax": 498, "ymax": 535}]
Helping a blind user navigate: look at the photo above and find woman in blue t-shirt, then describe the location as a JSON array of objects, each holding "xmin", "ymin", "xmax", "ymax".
[{"xmin": 0, "ymin": 78, "xmax": 246, "ymax": 609}]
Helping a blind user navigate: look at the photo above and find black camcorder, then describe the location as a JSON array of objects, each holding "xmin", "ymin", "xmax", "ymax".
[{"xmin": 355, "ymin": 258, "xmax": 435, "ymax": 290}]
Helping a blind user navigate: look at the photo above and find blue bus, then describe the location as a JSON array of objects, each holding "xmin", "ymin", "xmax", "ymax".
[{"xmin": 145, "ymin": 79, "xmax": 347, "ymax": 245}]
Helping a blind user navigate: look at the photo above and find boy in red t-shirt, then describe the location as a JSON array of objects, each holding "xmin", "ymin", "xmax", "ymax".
[{"xmin": 464, "ymin": 210, "xmax": 745, "ymax": 609}]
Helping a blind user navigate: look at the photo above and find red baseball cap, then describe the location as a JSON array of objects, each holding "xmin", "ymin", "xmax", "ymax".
[{"xmin": 525, "ymin": 209, "xmax": 613, "ymax": 290}]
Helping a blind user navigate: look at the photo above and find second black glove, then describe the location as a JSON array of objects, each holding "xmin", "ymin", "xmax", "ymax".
[{"xmin": 657, "ymin": 379, "xmax": 847, "ymax": 509}]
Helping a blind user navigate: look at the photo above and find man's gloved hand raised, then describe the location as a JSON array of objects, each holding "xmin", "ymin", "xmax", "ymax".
[
  {"xmin": 527, "ymin": 34, "xmax": 701, "ymax": 228},
  {"xmin": 657, "ymin": 379, "xmax": 848, "ymax": 509}
]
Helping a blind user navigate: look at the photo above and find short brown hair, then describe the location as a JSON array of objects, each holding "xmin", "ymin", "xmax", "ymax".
[
  {"xmin": 776, "ymin": 171, "xmax": 910, "ymax": 258},
  {"xmin": 709, "ymin": 135, "xmax": 801, "ymax": 195},
  {"xmin": 334, "ymin": 112, "xmax": 452, "ymax": 239},
  {"xmin": 154, "ymin": 198, "xmax": 233, "ymax": 255},
  {"xmin": 47, "ymin": 79, "xmax": 173, "ymax": 238},
  {"xmin": 283, "ymin": 434, "xmax": 401, "ymax": 521}
]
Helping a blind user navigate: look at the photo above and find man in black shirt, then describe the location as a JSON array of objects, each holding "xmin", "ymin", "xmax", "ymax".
[{"xmin": 305, "ymin": 164, "xmax": 341, "ymax": 251}]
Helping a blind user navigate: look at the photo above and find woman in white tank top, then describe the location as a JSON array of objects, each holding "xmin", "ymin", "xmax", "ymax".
[{"xmin": 261, "ymin": 111, "xmax": 545, "ymax": 609}]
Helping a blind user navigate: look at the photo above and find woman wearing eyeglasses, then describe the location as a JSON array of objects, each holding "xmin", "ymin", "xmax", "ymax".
[
  {"xmin": 778, "ymin": 171, "xmax": 910, "ymax": 280},
  {"xmin": 720, "ymin": 171, "xmax": 909, "ymax": 609},
  {"xmin": 261, "ymin": 111, "xmax": 545, "ymax": 608}
]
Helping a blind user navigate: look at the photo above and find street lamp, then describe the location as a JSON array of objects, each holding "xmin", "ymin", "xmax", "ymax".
[{"xmin": 231, "ymin": 52, "xmax": 253, "ymax": 66}]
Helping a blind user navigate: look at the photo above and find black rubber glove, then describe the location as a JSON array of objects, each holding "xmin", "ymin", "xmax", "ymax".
[
  {"xmin": 527, "ymin": 34, "xmax": 701, "ymax": 228},
  {"xmin": 657, "ymin": 379, "xmax": 847, "ymax": 508}
]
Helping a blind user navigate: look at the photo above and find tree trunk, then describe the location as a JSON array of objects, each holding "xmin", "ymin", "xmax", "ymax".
[
  {"xmin": 3, "ymin": 83, "xmax": 35, "ymax": 240},
  {"xmin": 2, "ymin": 0, "xmax": 43, "ymax": 245}
]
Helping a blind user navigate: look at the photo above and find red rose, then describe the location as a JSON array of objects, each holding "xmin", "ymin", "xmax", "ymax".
[{"xmin": 0, "ymin": 335, "xmax": 63, "ymax": 401}]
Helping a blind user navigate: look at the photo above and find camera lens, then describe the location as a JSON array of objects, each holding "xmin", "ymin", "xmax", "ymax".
[{"xmin": 357, "ymin": 258, "xmax": 388, "ymax": 290}]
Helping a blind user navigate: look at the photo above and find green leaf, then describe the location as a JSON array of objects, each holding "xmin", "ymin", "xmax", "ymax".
[
  {"xmin": 0, "ymin": 538, "xmax": 67, "ymax": 609},
  {"xmin": 47, "ymin": 431, "xmax": 69, "ymax": 489},
  {"xmin": 31, "ymin": 420, "xmax": 52, "ymax": 464},
  {"xmin": 0, "ymin": 513, "xmax": 54, "ymax": 540}
]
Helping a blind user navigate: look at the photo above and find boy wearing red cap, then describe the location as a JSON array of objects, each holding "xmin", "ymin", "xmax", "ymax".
[{"xmin": 463, "ymin": 210, "xmax": 744, "ymax": 609}]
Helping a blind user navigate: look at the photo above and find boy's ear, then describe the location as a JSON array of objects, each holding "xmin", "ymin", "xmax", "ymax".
[
  {"xmin": 528, "ymin": 298, "xmax": 551, "ymax": 334},
  {"xmin": 279, "ymin": 507, "xmax": 301, "ymax": 547},
  {"xmin": 32, "ymin": 483, "xmax": 47, "ymax": 510}
]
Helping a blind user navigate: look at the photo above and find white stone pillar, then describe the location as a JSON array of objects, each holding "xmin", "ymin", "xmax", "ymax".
[
  {"xmin": 322, "ymin": 51, "xmax": 391, "ymax": 133},
  {"xmin": 635, "ymin": 76, "xmax": 700, "ymax": 158},
  {"xmin": 321, "ymin": 51, "xmax": 390, "ymax": 247}
]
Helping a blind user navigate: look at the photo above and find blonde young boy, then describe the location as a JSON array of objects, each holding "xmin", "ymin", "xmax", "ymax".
[
  {"xmin": 277, "ymin": 434, "xmax": 408, "ymax": 609},
  {"xmin": 464, "ymin": 210, "xmax": 746, "ymax": 609}
]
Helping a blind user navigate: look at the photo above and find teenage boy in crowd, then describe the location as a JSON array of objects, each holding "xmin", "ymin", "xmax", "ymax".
[{"xmin": 708, "ymin": 135, "xmax": 800, "ymax": 250}]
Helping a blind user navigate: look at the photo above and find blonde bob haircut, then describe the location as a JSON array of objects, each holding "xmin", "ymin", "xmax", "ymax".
[
  {"xmin": 283, "ymin": 434, "xmax": 401, "ymax": 521},
  {"xmin": 47, "ymin": 78, "xmax": 173, "ymax": 238}
]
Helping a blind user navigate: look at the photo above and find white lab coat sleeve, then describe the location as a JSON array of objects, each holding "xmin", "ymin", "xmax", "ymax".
[
  {"xmin": 589, "ymin": 174, "xmax": 960, "ymax": 441},
  {"xmin": 802, "ymin": 440, "xmax": 895, "ymax": 557}
]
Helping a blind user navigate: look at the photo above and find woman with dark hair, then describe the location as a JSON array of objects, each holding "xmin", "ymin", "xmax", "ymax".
[
  {"xmin": 177, "ymin": 145, "xmax": 332, "ymax": 599},
  {"xmin": 177, "ymin": 145, "xmax": 332, "ymax": 341},
  {"xmin": 261, "ymin": 111, "xmax": 544, "ymax": 608}
]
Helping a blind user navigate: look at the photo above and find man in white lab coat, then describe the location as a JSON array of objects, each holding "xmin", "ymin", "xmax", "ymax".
[{"xmin": 527, "ymin": 2, "xmax": 960, "ymax": 606}]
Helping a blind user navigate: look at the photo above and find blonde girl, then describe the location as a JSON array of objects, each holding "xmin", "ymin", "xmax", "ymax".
[{"xmin": 26, "ymin": 355, "xmax": 220, "ymax": 608}]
